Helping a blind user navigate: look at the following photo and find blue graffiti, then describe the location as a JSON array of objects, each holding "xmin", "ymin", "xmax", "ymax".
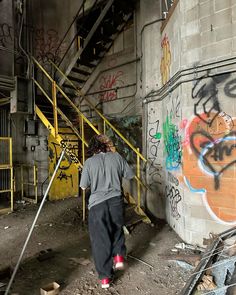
[
  {"xmin": 184, "ymin": 176, "xmax": 206, "ymax": 193},
  {"xmin": 163, "ymin": 114, "xmax": 182, "ymax": 171}
]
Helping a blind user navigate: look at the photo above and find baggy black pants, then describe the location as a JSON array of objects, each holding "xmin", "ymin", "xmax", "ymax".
[{"xmin": 88, "ymin": 196, "xmax": 126, "ymax": 279}]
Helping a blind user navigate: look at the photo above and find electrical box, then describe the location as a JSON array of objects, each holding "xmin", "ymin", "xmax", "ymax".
[{"xmin": 25, "ymin": 119, "xmax": 37, "ymax": 135}]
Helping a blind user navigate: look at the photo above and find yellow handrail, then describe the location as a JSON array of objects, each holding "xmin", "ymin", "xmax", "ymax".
[
  {"xmin": 33, "ymin": 78, "xmax": 88, "ymax": 146},
  {"xmin": 33, "ymin": 57, "xmax": 149, "ymax": 190},
  {"xmin": 33, "ymin": 57, "xmax": 151, "ymax": 223},
  {"xmin": 49, "ymin": 59, "xmax": 147, "ymax": 162}
]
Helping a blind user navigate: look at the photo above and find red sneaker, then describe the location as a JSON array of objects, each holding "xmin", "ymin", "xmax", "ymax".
[
  {"xmin": 101, "ymin": 278, "xmax": 110, "ymax": 289},
  {"xmin": 113, "ymin": 255, "xmax": 125, "ymax": 270}
]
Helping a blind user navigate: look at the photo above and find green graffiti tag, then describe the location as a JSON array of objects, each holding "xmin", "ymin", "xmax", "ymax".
[{"xmin": 163, "ymin": 114, "xmax": 182, "ymax": 170}]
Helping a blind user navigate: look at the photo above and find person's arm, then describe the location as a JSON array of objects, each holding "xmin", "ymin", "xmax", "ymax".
[
  {"xmin": 121, "ymin": 156, "xmax": 135, "ymax": 180},
  {"xmin": 79, "ymin": 161, "xmax": 91, "ymax": 190}
]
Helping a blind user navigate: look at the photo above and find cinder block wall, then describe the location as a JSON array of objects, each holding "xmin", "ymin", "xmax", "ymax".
[{"xmin": 142, "ymin": 0, "xmax": 236, "ymax": 245}]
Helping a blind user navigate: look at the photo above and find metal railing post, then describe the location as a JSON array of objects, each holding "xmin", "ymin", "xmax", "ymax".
[
  {"xmin": 137, "ymin": 148, "xmax": 141, "ymax": 210},
  {"xmin": 52, "ymin": 81, "xmax": 58, "ymax": 138},
  {"xmin": 81, "ymin": 117, "xmax": 86, "ymax": 221},
  {"xmin": 103, "ymin": 120, "xmax": 106, "ymax": 134},
  {"xmin": 9, "ymin": 138, "xmax": 13, "ymax": 211}
]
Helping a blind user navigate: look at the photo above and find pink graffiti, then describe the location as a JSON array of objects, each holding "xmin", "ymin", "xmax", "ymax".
[
  {"xmin": 99, "ymin": 71, "xmax": 124, "ymax": 102},
  {"xmin": 180, "ymin": 119, "xmax": 191, "ymax": 147}
]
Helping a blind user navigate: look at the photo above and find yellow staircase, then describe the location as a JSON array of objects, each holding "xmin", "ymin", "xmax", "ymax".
[{"xmin": 32, "ymin": 57, "xmax": 151, "ymax": 226}]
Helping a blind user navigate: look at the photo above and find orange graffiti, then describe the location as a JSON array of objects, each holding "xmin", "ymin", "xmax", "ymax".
[
  {"xmin": 183, "ymin": 112, "xmax": 236, "ymax": 223},
  {"xmin": 160, "ymin": 34, "xmax": 171, "ymax": 85}
]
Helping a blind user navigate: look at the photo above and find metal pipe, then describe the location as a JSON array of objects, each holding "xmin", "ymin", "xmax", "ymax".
[
  {"xmin": 145, "ymin": 58, "xmax": 236, "ymax": 102},
  {"xmin": 4, "ymin": 148, "xmax": 66, "ymax": 295}
]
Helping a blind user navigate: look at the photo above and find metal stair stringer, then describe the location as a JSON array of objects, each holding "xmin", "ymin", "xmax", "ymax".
[
  {"xmin": 35, "ymin": 105, "xmax": 83, "ymax": 170},
  {"xmin": 58, "ymin": 0, "xmax": 115, "ymax": 88}
]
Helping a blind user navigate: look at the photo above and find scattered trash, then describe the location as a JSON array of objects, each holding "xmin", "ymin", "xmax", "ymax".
[
  {"xmin": 37, "ymin": 249, "xmax": 54, "ymax": 262},
  {"xmin": 175, "ymin": 242, "xmax": 205, "ymax": 252},
  {"xmin": 38, "ymin": 242, "xmax": 42, "ymax": 246},
  {"xmin": 82, "ymin": 249, "xmax": 87, "ymax": 252},
  {"xmin": 40, "ymin": 282, "xmax": 60, "ymax": 295},
  {"xmin": 4, "ymin": 226, "xmax": 10, "ymax": 230},
  {"xmin": 0, "ymin": 282, "xmax": 6, "ymax": 288},
  {"xmin": 197, "ymin": 275, "xmax": 216, "ymax": 291},
  {"xmin": 171, "ymin": 248, "xmax": 178, "ymax": 253},
  {"xmin": 170, "ymin": 260, "xmax": 194, "ymax": 271}
]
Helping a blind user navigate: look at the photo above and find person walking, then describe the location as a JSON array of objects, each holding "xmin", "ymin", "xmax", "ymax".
[{"xmin": 80, "ymin": 134, "xmax": 134, "ymax": 288}]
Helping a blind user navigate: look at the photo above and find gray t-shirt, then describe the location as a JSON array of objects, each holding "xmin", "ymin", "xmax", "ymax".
[{"xmin": 79, "ymin": 152, "xmax": 134, "ymax": 209}]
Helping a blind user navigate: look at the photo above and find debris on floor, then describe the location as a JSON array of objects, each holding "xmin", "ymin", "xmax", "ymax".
[
  {"xmin": 0, "ymin": 198, "xmax": 192, "ymax": 295},
  {"xmin": 180, "ymin": 227, "xmax": 236, "ymax": 295},
  {"xmin": 197, "ymin": 275, "xmax": 216, "ymax": 291},
  {"xmin": 40, "ymin": 281, "xmax": 60, "ymax": 295}
]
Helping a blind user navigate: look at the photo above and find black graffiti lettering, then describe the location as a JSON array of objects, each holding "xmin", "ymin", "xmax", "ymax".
[
  {"xmin": 167, "ymin": 172, "xmax": 179, "ymax": 186},
  {"xmin": 57, "ymin": 171, "xmax": 73, "ymax": 187},
  {"xmin": 190, "ymin": 130, "xmax": 236, "ymax": 190},
  {"xmin": 165, "ymin": 185, "xmax": 182, "ymax": 220},
  {"xmin": 148, "ymin": 119, "xmax": 160, "ymax": 144},
  {"xmin": 192, "ymin": 73, "xmax": 236, "ymax": 127},
  {"xmin": 148, "ymin": 114, "xmax": 162, "ymax": 186},
  {"xmin": 224, "ymin": 78, "xmax": 236, "ymax": 98}
]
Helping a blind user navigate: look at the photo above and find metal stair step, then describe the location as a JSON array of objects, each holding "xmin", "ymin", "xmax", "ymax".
[
  {"xmin": 71, "ymin": 67, "xmax": 92, "ymax": 76},
  {"xmin": 67, "ymin": 75, "xmax": 87, "ymax": 84}
]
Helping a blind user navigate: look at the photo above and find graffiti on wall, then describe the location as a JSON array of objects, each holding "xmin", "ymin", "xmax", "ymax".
[
  {"xmin": 35, "ymin": 28, "xmax": 66, "ymax": 65},
  {"xmin": 48, "ymin": 130, "xmax": 79, "ymax": 200},
  {"xmin": 191, "ymin": 73, "xmax": 236, "ymax": 126},
  {"xmin": 182, "ymin": 73, "xmax": 236, "ymax": 225},
  {"xmin": 98, "ymin": 71, "xmax": 124, "ymax": 102},
  {"xmin": 163, "ymin": 113, "xmax": 182, "ymax": 171},
  {"xmin": 0, "ymin": 23, "xmax": 13, "ymax": 47},
  {"xmin": 165, "ymin": 184, "xmax": 182, "ymax": 220},
  {"xmin": 160, "ymin": 34, "xmax": 171, "ymax": 85},
  {"xmin": 147, "ymin": 107, "xmax": 163, "ymax": 186}
]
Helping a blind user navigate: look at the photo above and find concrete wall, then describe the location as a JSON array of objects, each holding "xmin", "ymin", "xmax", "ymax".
[
  {"xmin": 0, "ymin": 0, "xmax": 14, "ymax": 77},
  {"xmin": 11, "ymin": 113, "xmax": 48, "ymax": 199},
  {"xmin": 32, "ymin": 0, "xmax": 84, "ymax": 68},
  {"xmin": 143, "ymin": 0, "xmax": 236, "ymax": 245}
]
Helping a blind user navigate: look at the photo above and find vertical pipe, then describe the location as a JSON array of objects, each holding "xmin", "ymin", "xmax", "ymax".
[
  {"xmin": 4, "ymin": 149, "xmax": 66, "ymax": 295},
  {"xmin": 81, "ymin": 117, "xmax": 86, "ymax": 221},
  {"xmin": 137, "ymin": 148, "xmax": 141, "ymax": 209},
  {"xmin": 103, "ymin": 120, "xmax": 106, "ymax": 134},
  {"xmin": 52, "ymin": 81, "xmax": 58, "ymax": 137}
]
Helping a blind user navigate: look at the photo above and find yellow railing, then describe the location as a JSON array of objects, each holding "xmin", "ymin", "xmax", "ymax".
[
  {"xmin": 0, "ymin": 137, "xmax": 13, "ymax": 213},
  {"xmin": 15, "ymin": 164, "xmax": 38, "ymax": 204},
  {"xmin": 49, "ymin": 59, "xmax": 151, "ymax": 205},
  {"xmin": 32, "ymin": 57, "xmax": 150, "ymax": 223}
]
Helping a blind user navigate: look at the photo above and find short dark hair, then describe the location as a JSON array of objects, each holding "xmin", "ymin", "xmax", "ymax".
[{"xmin": 87, "ymin": 134, "xmax": 107, "ymax": 156}]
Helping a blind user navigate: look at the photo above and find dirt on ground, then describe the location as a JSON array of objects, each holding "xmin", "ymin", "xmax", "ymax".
[{"xmin": 0, "ymin": 198, "xmax": 193, "ymax": 295}]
